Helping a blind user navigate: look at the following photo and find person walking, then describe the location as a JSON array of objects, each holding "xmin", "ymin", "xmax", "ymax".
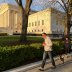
[
  {"xmin": 39, "ymin": 33, "xmax": 56, "ymax": 71},
  {"xmin": 64, "ymin": 37, "xmax": 71, "ymax": 54}
]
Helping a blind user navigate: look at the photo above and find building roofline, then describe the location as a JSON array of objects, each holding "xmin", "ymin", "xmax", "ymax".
[
  {"xmin": 0, "ymin": 3, "xmax": 18, "ymax": 8},
  {"xmin": 29, "ymin": 7, "xmax": 66, "ymax": 17}
]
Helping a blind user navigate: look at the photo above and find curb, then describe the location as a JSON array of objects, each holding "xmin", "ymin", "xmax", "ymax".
[
  {"xmin": 3, "ymin": 52, "xmax": 72, "ymax": 72},
  {"xmin": 3, "ymin": 57, "xmax": 59, "ymax": 72}
]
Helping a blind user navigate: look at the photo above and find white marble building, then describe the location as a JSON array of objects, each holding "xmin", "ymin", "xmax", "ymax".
[{"xmin": 27, "ymin": 8, "xmax": 66, "ymax": 35}]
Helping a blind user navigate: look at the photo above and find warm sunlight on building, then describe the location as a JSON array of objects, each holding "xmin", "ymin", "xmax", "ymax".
[
  {"xmin": 0, "ymin": 3, "xmax": 67, "ymax": 35},
  {"xmin": 0, "ymin": 3, "xmax": 22, "ymax": 35},
  {"xmin": 27, "ymin": 8, "xmax": 66, "ymax": 35}
]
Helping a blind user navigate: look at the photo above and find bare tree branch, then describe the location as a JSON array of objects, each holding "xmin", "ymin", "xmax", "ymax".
[
  {"xmin": 67, "ymin": 0, "xmax": 70, "ymax": 9},
  {"xmin": 61, "ymin": 0, "xmax": 67, "ymax": 11},
  {"xmin": 15, "ymin": 0, "xmax": 23, "ymax": 9},
  {"xmin": 15, "ymin": 0, "xmax": 20, "ymax": 5},
  {"xmin": 25, "ymin": 0, "xmax": 32, "ymax": 14},
  {"xmin": 56, "ymin": 1, "xmax": 66, "ymax": 12}
]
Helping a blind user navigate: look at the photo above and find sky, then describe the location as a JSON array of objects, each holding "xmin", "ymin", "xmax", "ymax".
[
  {"xmin": 0, "ymin": 0, "xmax": 42, "ymax": 11},
  {"xmin": 0, "ymin": 0, "xmax": 65, "ymax": 12},
  {"xmin": 0, "ymin": 0, "xmax": 17, "ymax": 5}
]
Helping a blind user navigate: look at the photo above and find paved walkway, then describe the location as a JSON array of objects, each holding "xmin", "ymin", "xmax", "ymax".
[
  {"xmin": 25, "ymin": 60, "xmax": 72, "ymax": 72},
  {"xmin": 25, "ymin": 57, "xmax": 72, "ymax": 72},
  {"xmin": 24, "ymin": 53, "xmax": 72, "ymax": 72},
  {"xmin": 4, "ymin": 53, "xmax": 72, "ymax": 72}
]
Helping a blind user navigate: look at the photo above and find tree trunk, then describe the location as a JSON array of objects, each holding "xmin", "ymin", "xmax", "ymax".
[
  {"xmin": 17, "ymin": 0, "xmax": 32, "ymax": 42},
  {"xmin": 20, "ymin": 10, "xmax": 28, "ymax": 42}
]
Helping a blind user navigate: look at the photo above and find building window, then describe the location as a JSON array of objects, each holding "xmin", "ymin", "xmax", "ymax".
[
  {"xmin": 42, "ymin": 20, "xmax": 44, "ymax": 25},
  {"xmin": 35, "ymin": 30, "xmax": 36, "ymax": 32},
  {"xmin": 16, "ymin": 31, "xmax": 17, "ymax": 33},
  {"xmin": 32, "ymin": 22, "xmax": 34, "ymax": 26},
  {"xmin": 28, "ymin": 30, "xmax": 30, "ymax": 32},
  {"xmin": 35, "ymin": 21, "xmax": 37, "ymax": 26},
  {"xmin": 38, "ymin": 21, "xmax": 40, "ymax": 26},
  {"xmin": 29, "ymin": 23, "xmax": 31, "ymax": 27},
  {"xmin": 42, "ymin": 29, "xmax": 44, "ymax": 32},
  {"xmin": 32, "ymin": 30, "xmax": 33, "ymax": 32},
  {"xmin": 38, "ymin": 30, "xmax": 40, "ymax": 32}
]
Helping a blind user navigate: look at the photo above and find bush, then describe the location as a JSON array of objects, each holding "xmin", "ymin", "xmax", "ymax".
[
  {"xmin": 52, "ymin": 41, "xmax": 65, "ymax": 56},
  {"xmin": 0, "ymin": 42, "xmax": 66, "ymax": 71},
  {"xmin": 0, "ymin": 44, "xmax": 43, "ymax": 71}
]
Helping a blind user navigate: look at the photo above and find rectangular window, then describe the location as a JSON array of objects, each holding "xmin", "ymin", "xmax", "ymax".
[
  {"xmin": 38, "ymin": 21, "xmax": 40, "ymax": 26},
  {"xmin": 38, "ymin": 30, "xmax": 40, "ymax": 32},
  {"xmin": 29, "ymin": 23, "xmax": 31, "ymax": 27},
  {"xmin": 32, "ymin": 22, "xmax": 34, "ymax": 26},
  {"xmin": 42, "ymin": 20, "xmax": 44, "ymax": 25},
  {"xmin": 35, "ymin": 30, "xmax": 36, "ymax": 32},
  {"xmin": 32, "ymin": 30, "xmax": 33, "ymax": 32},
  {"xmin": 42, "ymin": 29, "xmax": 44, "ymax": 32},
  {"xmin": 35, "ymin": 21, "xmax": 37, "ymax": 26}
]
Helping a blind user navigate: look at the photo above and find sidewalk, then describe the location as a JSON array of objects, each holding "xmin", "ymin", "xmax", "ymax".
[
  {"xmin": 26, "ymin": 60, "xmax": 72, "ymax": 72},
  {"xmin": 4, "ymin": 53, "xmax": 72, "ymax": 72}
]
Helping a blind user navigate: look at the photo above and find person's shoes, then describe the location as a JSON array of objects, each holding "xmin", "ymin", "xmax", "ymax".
[
  {"xmin": 51, "ymin": 66, "xmax": 56, "ymax": 69},
  {"xmin": 39, "ymin": 67, "xmax": 44, "ymax": 71}
]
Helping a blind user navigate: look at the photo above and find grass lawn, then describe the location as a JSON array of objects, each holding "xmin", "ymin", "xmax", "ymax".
[
  {"xmin": 0, "ymin": 35, "xmax": 44, "ymax": 46},
  {"xmin": 0, "ymin": 35, "xmax": 43, "ymax": 42},
  {"xmin": 0, "ymin": 35, "xmax": 72, "ymax": 46}
]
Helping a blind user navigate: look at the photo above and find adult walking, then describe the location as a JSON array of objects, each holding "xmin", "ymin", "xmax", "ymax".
[
  {"xmin": 64, "ymin": 37, "xmax": 71, "ymax": 54},
  {"xmin": 39, "ymin": 33, "xmax": 56, "ymax": 71}
]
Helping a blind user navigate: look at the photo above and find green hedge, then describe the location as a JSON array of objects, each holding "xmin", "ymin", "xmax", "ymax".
[
  {"xmin": 0, "ymin": 42, "xmax": 65, "ymax": 71},
  {"xmin": 52, "ymin": 42, "xmax": 64, "ymax": 56},
  {"xmin": 0, "ymin": 44, "xmax": 43, "ymax": 71}
]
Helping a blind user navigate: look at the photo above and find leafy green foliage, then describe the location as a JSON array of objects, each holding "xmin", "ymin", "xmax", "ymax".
[
  {"xmin": 0, "ymin": 36, "xmax": 71, "ymax": 71},
  {"xmin": 0, "ymin": 44, "xmax": 43, "ymax": 71}
]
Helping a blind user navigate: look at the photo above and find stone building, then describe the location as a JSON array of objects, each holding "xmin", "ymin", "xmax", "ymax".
[
  {"xmin": 0, "ymin": 3, "xmax": 68, "ymax": 35},
  {"xmin": 27, "ymin": 8, "xmax": 66, "ymax": 35},
  {"xmin": 0, "ymin": 3, "xmax": 22, "ymax": 35}
]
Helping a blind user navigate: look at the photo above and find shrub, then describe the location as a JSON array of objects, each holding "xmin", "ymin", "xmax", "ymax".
[
  {"xmin": 52, "ymin": 41, "xmax": 65, "ymax": 56},
  {"xmin": 0, "ymin": 42, "xmax": 67, "ymax": 71},
  {"xmin": 0, "ymin": 44, "xmax": 43, "ymax": 71}
]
